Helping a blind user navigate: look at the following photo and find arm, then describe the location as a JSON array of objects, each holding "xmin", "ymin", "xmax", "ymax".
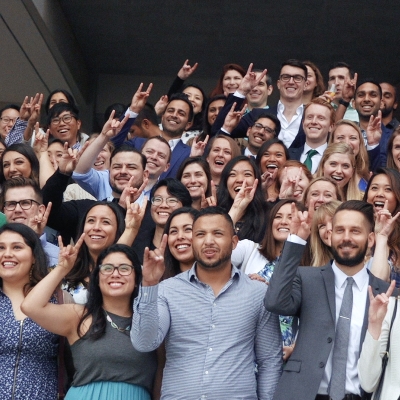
[
  {"xmin": 23, "ymin": 93, "xmax": 43, "ymax": 142},
  {"xmin": 34, "ymin": 128, "xmax": 57, "ymax": 188},
  {"xmin": 166, "ymin": 59, "xmax": 198, "ymax": 98},
  {"xmin": 228, "ymin": 179, "xmax": 258, "ymax": 224},
  {"xmin": 335, "ymin": 73, "xmax": 358, "ymax": 122},
  {"xmin": 117, "ymin": 197, "xmax": 147, "ymax": 246}
]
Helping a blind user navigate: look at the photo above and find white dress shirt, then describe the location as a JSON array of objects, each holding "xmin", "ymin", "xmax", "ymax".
[
  {"xmin": 300, "ymin": 142, "xmax": 328, "ymax": 174},
  {"xmin": 277, "ymin": 101, "xmax": 304, "ymax": 148}
]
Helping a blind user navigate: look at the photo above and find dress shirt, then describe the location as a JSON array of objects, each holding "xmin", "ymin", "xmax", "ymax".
[
  {"xmin": 318, "ymin": 262, "xmax": 368, "ymax": 396},
  {"xmin": 331, "ymin": 102, "xmax": 359, "ymax": 123},
  {"xmin": 300, "ymin": 142, "xmax": 327, "ymax": 174},
  {"xmin": 167, "ymin": 137, "xmax": 181, "ymax": 151},
  {"xmin": 40, "ymin": 233, "xmax": 59, "ymax": 267},
  {"xmin": 72, "ymin": 169, "xmax": 112, "ymax": 200},
  {"xmin": 244, "ymin": 147, "xmax": 256, "ymax": 158},
  {"xmin": 277, "ymin": 101, "xmax": 304, "ymax": 148},
  {"xmin": 131, "ymin": 264, "xmax": 282, "ymax": 400}
]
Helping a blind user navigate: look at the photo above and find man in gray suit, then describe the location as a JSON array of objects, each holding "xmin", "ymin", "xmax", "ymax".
[{"xmin": 265, "ymin": 200, "xmax": 393, "ymax": 400}]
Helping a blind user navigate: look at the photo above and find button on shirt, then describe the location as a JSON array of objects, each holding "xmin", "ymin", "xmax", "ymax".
[
  {"xmin": 131, "ymin": 265, "xmax": 282, "ymax": 400},
  {"xmin": 300, "ymin": 143, "xmax": 327, "ymax": 174},
  {"xmin": 277, "ymin": 101, "xmax": 304, "ymax": 148},
  {"xmin": 318, "ymin": 262, "xmax": 368, "ymax": 396}
]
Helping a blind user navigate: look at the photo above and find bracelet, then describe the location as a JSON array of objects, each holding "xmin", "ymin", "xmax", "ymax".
[{"xmin": 339, "ymin": 98, "xmax": 350, "ymax": 108}]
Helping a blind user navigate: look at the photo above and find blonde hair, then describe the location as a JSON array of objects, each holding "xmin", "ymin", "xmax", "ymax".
[
  {"xmin": 310, "ymin": 200, "xmax": 342, "ymax": 266},
  {"xmin": 315, "ymin": 142, "xmax": 362, "ymax": 200},
  {"xmin": 329, "ymin": 119, "xmax": 369, "ymax": 181}
]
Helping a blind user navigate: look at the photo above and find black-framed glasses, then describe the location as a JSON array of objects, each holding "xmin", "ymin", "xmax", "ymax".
[
  {"xmin": 50, "ymin": 114, "xmax": 76, "ymax": 125},
  {"xmin": 0, "ymin": 117, "xmax": 18, "ymax": 125},
  {"xmin": 4, "ymin": 199, "xmax": 40, "ymax": 211},
  {"xmin": 252, "ymin": 123, "xmax": 275, "ymax": 136},
  {"xmin": 151, "ymin": 196, "xmax": 180, "ymax": 206},
  {"xmin": 99, "ymin": 264, "xmax": 134, "ymax": 276},
  {"xmin": 279, "ymin": 74, "xmax": 305, "ymax": 83}
]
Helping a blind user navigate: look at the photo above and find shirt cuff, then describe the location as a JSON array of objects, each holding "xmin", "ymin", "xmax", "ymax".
[
  {"xmin": 366, "ymin": 143, "xmax": 379, "ymax": 150},
  {"xmin": 233, "ymin": 90, "xmax": 246, "ymax": 99},
  {"xmin": 287, "ymin": 234, "xmax": 307, "ymax": 245},
  {"xmin": 125, "ymin": 108, "xmax": 139, "ymax": 118},
  {"xmin": 221, "ymin": 128, "xmax": 231, "ymax": 135},
  {"xmin": 139, "ymin": 284, "xmax": 159, "ymax": 303}
]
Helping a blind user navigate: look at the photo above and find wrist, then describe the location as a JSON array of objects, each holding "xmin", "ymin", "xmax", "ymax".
[
  {"xmin": 142, "ymin": 279, "xmax": 159, "ymax": 287},
  {"xmin": 339, "ymin": 98, "xmax": 350, "ymax": 107}
]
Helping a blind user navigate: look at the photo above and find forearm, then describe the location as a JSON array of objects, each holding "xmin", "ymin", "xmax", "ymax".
[
  {"xmin": 110, "ymin": 116, "xmax": 136, "ymax": 148},
  {"xmin": 370, "ymin": 234, "xmax": 391, "ymax": 282},
  {"xmin": 75, "ymin": 133, "xmax": 108, "ymax": 173},
  {"xmin": 38, "ymin": 152, "xmax": 56, "ymax": 188},
  {"xmin": 167, "ymin": 76, "xmax": 185, "ymax": 98},
  {"xmin": 117, "ymin": 227, "xmax": 140, "ymax": 247},
  {"xmin": 335, "ymin": 103, "xmax": 347, "ymax": 122}
]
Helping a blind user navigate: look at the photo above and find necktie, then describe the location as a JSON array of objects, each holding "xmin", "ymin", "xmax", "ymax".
[
  {"xmin": 329, "ymin": 277, "xmax": 354, "ymax": 400},
  {"xmin": 303, "ymin": 149, "xmax": 318, "ymax": 172}
]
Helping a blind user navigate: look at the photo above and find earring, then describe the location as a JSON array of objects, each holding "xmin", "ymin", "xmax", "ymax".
[{"xmin": 29, "ymin": 264, "xmax": 34, "ymax": 283}]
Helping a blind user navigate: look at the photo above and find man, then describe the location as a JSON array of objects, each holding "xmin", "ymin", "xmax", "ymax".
[
  {"xmin": 380, "ymin": 82, "xmax": 399, "ymax": 133},
  {"xmin": 265, "ymin": 201, "xmax": 392, "ymax": 400},
  {"xmin": 0, "ymin": 105, "xmax": 19, "ymax": 140},
  {"xmin": 132, "ymin": 207, "xmax": 282, "ymax": 400},
  {"xmin": 327, "ymin": 62, "xmax": 359, "ymax": 122},
  {"xmin": 1, "ymin": 177, "xmax": 59, "ymax": 266},
  {"xmin": 289, "ymin": 98, "xmax": 335, "ymax": 173},
  {"xmin": 130, "ymin": 103, "xmax": 163, "ymax": 139}
]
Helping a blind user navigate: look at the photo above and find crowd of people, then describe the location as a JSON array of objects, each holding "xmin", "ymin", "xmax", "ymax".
[{"xmin": 0, "ymin": 57, "xmax": 400, "ymax": 399}]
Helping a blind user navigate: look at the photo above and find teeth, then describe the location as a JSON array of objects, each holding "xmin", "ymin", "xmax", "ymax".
[
  {"xmin": 374, "ymin": 202, "xmax": 385, "ymax": 207},
  {"xmin": 94, "ymin": 161, "xmax": 104, "ymax": 166},
  {"xmin": 109, "ymin": 282, "xmax": 123, "ymax": 288},
  {"xmin": 267, "ymin": 164, "xmax": 277, "ymax": 169},
  {"xmin": 177, "ymin": 244, "xmax": 189, "ymax": 250},
  {"xmin": 331, "ymin": 175, "xmax": 343, "ymax": 181},
  {"xmin": 158, "ymin": 212, "xmax": 170, "ymax": 216},
  {"xmin": 215, "ymin": 160, "xmax": 224, "ymax": 165},
  {"xmin": 278, "ymin": 228, "xmax": 289, "ymax": 232},
  {"xmin": 3, "ymin": 261, "xmax": 16, "ymax": 266},
  {"xmin": 234, "ymin": 187, "xmax": 242, "ymax": 192},
  {"xmin": 90, "ymin": 235, "xmax": 104, "ymax": 240}
]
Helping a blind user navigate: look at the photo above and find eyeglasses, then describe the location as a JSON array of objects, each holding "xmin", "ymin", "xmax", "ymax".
[
  {"xmin": 99, "ymin": 264, "xmax": 134, "ymax": 276},
  {"xmin": 252, "ymin": 123, "xmax": 275, "ymax": 136},
  {"xmin": 0, "ymin": 117, "xmax": 18, "ymax": 125},
  {"xmin": 279, "ymin": 74, "xmax": 306, "ymax": 83},
  {"xmin": 151, "ymin": 196, "xmax": 180, "ymax": 206},
  {"xmin": 50, "ymin": 114, "xmax": 76, "ymax": 125},
  {"xmin": 4, "ymin": 199, "xmax": 40, "ymax": 211}
]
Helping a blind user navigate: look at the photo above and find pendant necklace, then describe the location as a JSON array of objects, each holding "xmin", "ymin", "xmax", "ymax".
[{"xmin": 104, "ymin": 309, "xmax": 131, "ymax": 333}]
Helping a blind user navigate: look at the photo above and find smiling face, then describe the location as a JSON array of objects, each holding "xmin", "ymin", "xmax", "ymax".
[
  {"xmin": 180, "ymin": 163, "xmax": 208, "ymax": 201},
  {"xmin": 322, "ymin": 153, "xmax": 353, "ymax": 188},
  {"xmin": 332, "ymin": 124, "xmax": 361, "ymax": 156},
  {"xmin": 49, "ymin": 111, "xmax": 81, "ymax": 147},
  {"xmin": 259, "ymin": 143, "xmax": 287, "ymax": 174},
  {"xmin": 83, "ymin": 205, "xmax": 118, "ymax": 257},
  {"xmin": 380, "ymin": 83, "xmax": 398, "ymax": 118},
  {"xmin": 318, "ymin": 215, "xmax": 333, "ymax": 247},
  {"xmin": 0, "ymin": 108, "xmax": 20, "ymax": 139},
  {"xmin": 168, "ymin": 213, "xmax": 195, "ymax": 267},
  {"xmin": 283, "ymin": 167, "xmax": 310, "ymax": 201},
  {"xmin": 151, "ymin": 186, "xmax": 183, "ymax": 228},
  {"xmin": 305, "ymin": 65, "xmax": 317, "ymax": 94},
  {"xmin": 2, "ymin": 151, "xmax": 32, "ymax": 180},
  {"xmin": 161, "ymin": 99, "xmax": 192, "ymax": 139},
  {"xmin": 354, "ymin": 82, "xmax": 382, "ymax": 121},
  {"xmin": 328, "ymin": 67, "xmax": 351, "ymax": 98},
  {"xmin": 183, "ymin": 87, "xmax": 204, "ymax": 115},
  {"xmin": 306, "ymin": 180, "xmax": 338, "ymax": 209},
  {"xmin": 227, "ymin": 160, "xmax": 255, "ymax": 200},
  {"xmin": 206, "ymin": 137, "xmax": 233, "ymax": 178},
  {"xmin": 246, "ymin": 117, "xmax": 276, "ymax": 154},
  {"xmin": 247, "ymin": 73, "xmax": 272, "ymax": 108},
  {"xmin": 47, "ymin": 141, "xmax": 64, "ymax": 169},
  {"xmin": 303, "ymin": 103, "xmax": 333, "ymax": 146},
  {"xmin": 141, "ymin": 139, "xmax": 170, "ymax": 180},
  {"xmin": 0, "ymin": 231, "xmax": 33, "ymax": 285},
  {"xmin": 366, "ymin": 174, "xmax": 397, "ymax": 214},
  {"xmin": 207, "ymin": 99, "xmax": 226, "ymax": 125},
  {"xmin": 49, "ymin": 92, "xmax": 69, "ymax": 109},
  {"xmin": 99, "ymin": 252, "xmax": 136, "ymax": 301},
  {"xmin": 277, "ymin": 65, "xmax": 306, "ymax": 101},
  {"xmin": 391, "ymin": 135, "xmax": 400, "ymax": 171},
  {"xmin": 272, "ymin": 203, "xmax": 292, "ymax": 243},
  {"xmin": 222, "ymin": 70, "xmax": 243, "ymax": 94}
]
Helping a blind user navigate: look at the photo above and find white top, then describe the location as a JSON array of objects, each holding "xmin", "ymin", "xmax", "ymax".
[
  {"xmin": 277, "ymin": 101, "xmax": 304, "ymax": 148},
  {"xmin": 358, "ymin": 297, "xmax": 400, "ymax": 400},
  {"xmin": 300, "ymin": 142, "xmax": 328, "ymax": 174},
  {"xmin": 231, "ymin": 239, "xmax": 267, "ymax": 274}
]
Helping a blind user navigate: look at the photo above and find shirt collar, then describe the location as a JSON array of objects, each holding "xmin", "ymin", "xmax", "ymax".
[
  {"xmin": 303, "ymin": 142, "xmax": 328, "ymax": 155},
  {"xmin": 331, "ymin": 261, "xmax": 369, "ymax": 292},
  {"xmin": 277, "ymin": 100, "xmax": 304, "ymax": 115},
  {"xmin": 188, "ymin": 262, "xmax": 240, "ymax": 282}
]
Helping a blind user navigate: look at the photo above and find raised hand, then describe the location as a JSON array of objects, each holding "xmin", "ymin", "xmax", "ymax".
[
  {"xmin": 142, "ymin": 234, "xmax": 167, "ymax": 286},
  {"xmin": 222, "ymin": 102, "xmax": 247, "ymax": 133},
  {"xmin": 205, "ymin": 180, "xmax": 218, "ymax": 207},
  {"xmin": 341, "ymin": 72, "xmax": 358, "ymax": 102},
  {"xmin": 118, "ymin": 175, "xmax": 148, "ymax": 209},
  {"xmin": 190, "ymin": 135, "xmax": 209, "ymax": 157},
  {"xmin": 366, "ymin": 110, "xmax": 382, "ymax": 146},
  {"xmin": 57, "ymin": 233, "xmax": 85, "ymax": 273},
  {"xmin": 177, "ymin": 59, "xmax": 198, "ymax": 80},
  {"xmin": 155, "ymin": 95, "xmax": 168, "ymax": 116},
  {"xmin": 129, "ymin": 83, "xmax": 153, "ymax": 114},
  {"xmin": 33, "ymin": 126, "xmax": 49, "ymax": 156},
  {"xmin": 375, "ymin": 200, "xmax": 400, "ymax": 237},
  {"xmin": 289, "ymin": 202, "xmax": 311, "ymax": 241},
  {"xmin": 367, "ymin": 280, "xmax": 396, "ymax": 339},
  {"xmin": 27, "ymin": 202, "xmax": 52, "ymax": 236},
  {"xmin": 125, "ymin": 196, "xmax": 148, "ymax": 231},
  {"xmin": 229, "ymin": 179, "xmax": 258, "ymax": 224},
  {"xmin": 261, "ymin": 168, "xmax": 278, "ymax": 192},
  {"xmin": 279, "ymin": 167, "xmax": 301, "ymax": 199},
  {"xmin": 19, "ymin": 93, "xmax": 43, "ymax": 122},
  {"xmin": 101, "ymin": 110, "xmax": 130, "ymax": 138},
  {"xmin": 58, "ymin": 142, "xmax": 79, "ymax": 175},
  {"xmin": 238, "ymin": 63, "xmax": 267, "ymax": 96}
]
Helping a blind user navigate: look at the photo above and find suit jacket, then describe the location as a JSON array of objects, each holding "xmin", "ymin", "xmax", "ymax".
[
  {"xmin": 288, "ymin": 145, "xmax": 304, "ymax": 161},
  {"xmin": 264, "ymin": 241, "xmax": 391, "ymax": 400}
]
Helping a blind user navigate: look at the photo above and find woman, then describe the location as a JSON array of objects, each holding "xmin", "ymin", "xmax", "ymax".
[
  {"xmin": 363, "ymin": 168, "xmax": 400, "ymax": 286},
  {"xmin": 177, "ymin": 157, "xmax": 211, "ymax": 209},
  {"xmin": 387, "ymin": 126, "xmax": 400, "ymax": 171},
  {"xmin": 0, "ymin": 223, "xmax": 58, "ymax": 399},
  {"xmin": 209, "ymin": 64, "xmax": 246, "ymax": 97},
  {"xmin": 329, "ymin": 119, "xmax": 370, "ymax": 188},
  {"xmin": 315, "ymin": 142, "xmax": 362, "ymax": 200},
  {"xmin": 278, "ymin": 160, "xmax": 313, "ymax": 202},
  {"xmin": 358, "ymin": 281, "xmax": 399, "ymax": 400},
  {"xmin": 255, "ymin": 138, "xmax": 289, "ymax": 202},
  {"xmin": 201, "ymin": 95, "xmax": 226, "ymax": 140},
  {"xmin": 302, "ymin": 61, "xmax": 325, "ymax": 103},
  {"xmin": 303, "ymin": 176, "xmax": 344, "ymax": 210},
  {"xmin": 163, "ymin": 208, "xmax": 199, "ymax": 279},
  {"xmin": 0, "ymin": 137, "xmax": 6, "ymax": 159},
  {"xmin": 0, "ymin": 143, "xmax": 40, "ymax": 184},
  {"xmin": 310, "ymin": 200, "xmax": 342, "ymax": 266},
  {"xmin": 22, "ymin": 242, "xmax": 157, "ymax": 400},
  {"xmin": 217, "ymin": 155, "xmax": 267, "ymax": 242},
  {"xmin": 45, "ymin": 89, "xmax": 77, "ymax": 115},
  {"xmin": 64, "ymin": 200, "xmax": 145, "ymax": 304},
  {"xmin": 205, "ymin": 135, "xmax": 240, "ymax": 186}
]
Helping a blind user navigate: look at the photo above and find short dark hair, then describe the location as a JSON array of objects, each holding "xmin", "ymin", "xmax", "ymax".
[
  {"xmin": 334, "ymin": 200, "xmax": 374, "ymax": 232},
  {"xmin": 328, "ymin": 62, "xmax": 355, "ymax": 79},
  {"xmin": 193, "ymin": 206, "xmax": 235, "ymax": 236},
  {"xmin": 380, "ymin": 82, "xmax": 399, "ymax": 103},
  {"xmin": 133, "ymin": 103, "xmax": 159, "ymax": 127},
  {"xmin": 0, "ymin": 104, "xmax": 20, "ymax": 116},
  {"xmin": 46, "ymin": 102, "xmax": 80, "ymax": 127},
  {"xmin": 1, "ymin": 177, "xmax": 42, "ymax": 208},
  {"xmin": 280, "ymin": 59, "xmax": 307, "ymax": 79},
  {"xmin": 110, "ymin": 144, "xmax": 147, "ymax": 170},
  {"xmin": 45, "ymin": 89, "xmax": 76, "ymax": 114},
  {"xmin": 103, "ymin": 103, "xmax": 126, "ymax": 122},
  {"xmin": 140, "ymin": 136, "xmax": 172, "ymax": 163},
  {"xmin": 253, "ymin": 112, "xmax": 281, "ymax": 136},
  {"xmin": 0, "ymin": 223, "xmax": 48, "ymax": 294},
  {"xmin": 253, "ymin": 69, "xmax": 273, "ymax": 86},
  {"xmin": 176, "ymin": 157, "xmax": 212, "ymax": 197},
  {"xmin": 355, "ymin": 79, "xmax": 383, "ymax": 98},
  {"xmin": 255, "ymin": 138, "xmax": 290, "ymax": 170},
  {"xmin": 150, "ymin": 178, "xmax": 192, "ymax": 207},
  {"xmin": 167, "ymin": 93, "xmax": 194, "ymax": 122}
]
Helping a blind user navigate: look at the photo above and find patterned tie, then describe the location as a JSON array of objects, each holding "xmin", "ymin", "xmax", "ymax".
[
  {"xmin": 303, "ymin": 149, "xmax": 318, "ymax": 172},
  {"xmin": 329, "ymin": 277, "xmax": 354, "ymax": 400}
]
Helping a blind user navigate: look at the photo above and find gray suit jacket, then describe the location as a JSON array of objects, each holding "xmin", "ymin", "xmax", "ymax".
[{"xmin": 264, "ymin": 241, "xmax": 391, "ymax": 400}]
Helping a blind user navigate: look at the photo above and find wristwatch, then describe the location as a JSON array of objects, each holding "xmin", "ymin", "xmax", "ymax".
[{"xmin": 339, "ymin": 98, "xmax": 350, "ymax": 108}]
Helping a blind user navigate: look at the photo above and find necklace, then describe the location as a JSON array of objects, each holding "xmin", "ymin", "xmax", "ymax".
[{"xmin": 104, "ymin": 310, "xmax": 131, "ymax": 333}]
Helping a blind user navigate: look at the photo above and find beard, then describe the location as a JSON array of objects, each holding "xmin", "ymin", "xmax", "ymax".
[
  {"xmin": 331, "ymin": 240, "xmax": 368, "ymax": 267},
  {"xmin": 193, "ymin": 247, "xmax": 232, "ymax": 270},
  {"xmin": 381, "ymin": 105, "xmax": 393, "ymax": 118}
]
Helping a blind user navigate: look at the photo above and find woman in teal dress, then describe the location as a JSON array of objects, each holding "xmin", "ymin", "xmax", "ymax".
[{"xmin": 22, "ymin": 239, "xmax": 157, "ymax": 400}]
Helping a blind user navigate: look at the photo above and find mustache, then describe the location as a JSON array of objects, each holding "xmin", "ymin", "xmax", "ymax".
[{"xmin": 338, "ymin": 241, "xmax": 357, "ymax": 248}]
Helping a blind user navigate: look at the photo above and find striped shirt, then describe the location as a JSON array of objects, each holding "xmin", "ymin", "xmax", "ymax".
[{"xmin": 131, "ymin": 264, "xmax": 282, "ymax": 400}]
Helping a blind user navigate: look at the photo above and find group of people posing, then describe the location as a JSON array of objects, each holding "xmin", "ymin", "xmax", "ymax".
[{"xmin": 0, "ymin": 57, "xmax": 399, "ymax": 399}]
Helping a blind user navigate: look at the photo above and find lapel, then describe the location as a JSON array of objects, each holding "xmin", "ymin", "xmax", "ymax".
[{"xmin": 320, "ymin": 263, "xmax": 336, "ymax": 322}]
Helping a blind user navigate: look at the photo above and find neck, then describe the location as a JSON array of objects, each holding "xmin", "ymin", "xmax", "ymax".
[
  {"xmin": 247, "ymin": 101, "xmax": 267, "ymax": 111},
  {"xmin": 195, "ymin": 261, "xmax": 232, "ymax": 296},
  {"xmin": 102, "ymin": 298, "xmax": 131, "ymax": 317},
  {"xmin": 211, "ymin": 173, "xmax": 220, "ymax": 186},
  {"xmin": 280, "ymin": 98, "xmax": 302, "ymax": 120},
  {"xmin": 111, "ymin": 190, "xmax": 121, "ymax": 199},
  {"xmin": 381, "ymin": 113, "xmax": 393, "ymax": 126},
  {"xmin": 89, "ymin": 251, "xmax": 98, "ymax": 266},
  {"xmin": 358, "ymin": 117, "xmax": 370, "ymax": 131},
  {"xmin": 335, "ymin": 261, "xmax": 365, "ymax": 276},
  {"xmin": 2, "ymin": 279, "xmax": 28, "ymax": 297},
  {"xmin": 153, "ymin": 225, "xmax": 164, "ymax": 248},
  {"xmin": 306, "ymin": 137, "xmax": 327, "ymax": 149},
  {"xmin": 247, "ymin": 144, "xmax": 259, "ymax": 155},
  {"xmin": 146, "ymin": 178, "xmax": 157, "ymax": 191},
  {"xmin": 191, "ymin": 198, "xmax": 201, "ymax": 210},
  {"xmin": 179, "ymin": 260, "xmax": 193, "ymax": 272},
  {"xmin": 302, "ymin": 91, "xmax": 314, "ymax": 104},
  {"xmin": 161, "ymin": 130, "xmax": 181, "ymax": 141}
]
